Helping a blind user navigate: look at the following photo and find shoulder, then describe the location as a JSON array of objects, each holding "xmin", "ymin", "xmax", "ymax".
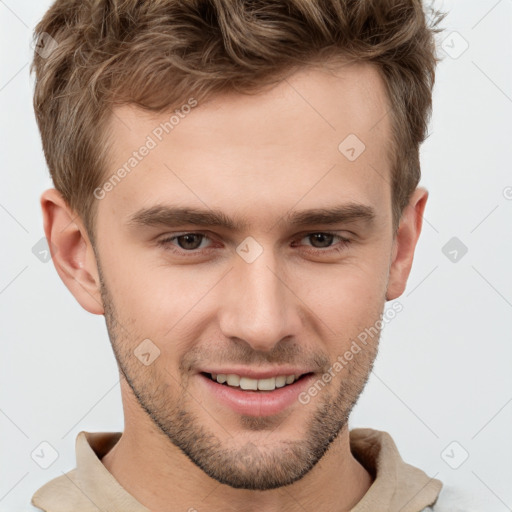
[{"xmin": 31, "ymin": 468, "xmax": 98, "ymax": 512}]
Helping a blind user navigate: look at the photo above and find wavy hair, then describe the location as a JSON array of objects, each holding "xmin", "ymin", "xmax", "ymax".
[{"xmin": 31, "ymin": 0, "xmax": 446, "ymax": 239}]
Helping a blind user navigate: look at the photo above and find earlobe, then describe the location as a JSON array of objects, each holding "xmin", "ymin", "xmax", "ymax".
[
  {"xmin": 41, "ymin": 188, "xmax": 104, "ymax": 315},
  {"xmin": 385, "ymin": 187, "xmax": 429, "ymax": 301}
]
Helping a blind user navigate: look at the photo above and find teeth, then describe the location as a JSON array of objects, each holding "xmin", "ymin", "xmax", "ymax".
[
  {"xmin": 257, "ymin": 377, "xmax": 276, "ymax": 391},
  {"xmin": 226, "ymin": 374, "xmax": 240, "ymax": 387},
  {"xmin": 275, "ymin": 376, "xmax": 287, "ymax": 388},
  {"xmin": 212, "ymin": 373, "xmax": 299, "ymax": 391},
  {"xmin": 240, "ymin": 377, "xmax": 258, "ymax": 390}
]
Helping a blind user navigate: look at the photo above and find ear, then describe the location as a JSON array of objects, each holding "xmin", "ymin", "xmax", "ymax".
[
  {"xmin": 386, "ymin": 187, "xmax": 428, "ymax": 301},
  {"xmin": 41, "ymin": 188, "xmax": 104, "ymax": 315}
]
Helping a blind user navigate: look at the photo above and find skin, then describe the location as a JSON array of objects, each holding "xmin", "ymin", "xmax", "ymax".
[{"xmin": 41, "ymin": 60, "xmax": 428, "ymax": 512}]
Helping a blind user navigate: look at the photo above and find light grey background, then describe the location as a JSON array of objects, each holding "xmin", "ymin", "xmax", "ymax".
[{"xmin": 1, "ymin": 0, "xmax": 511, "ymax": 510}]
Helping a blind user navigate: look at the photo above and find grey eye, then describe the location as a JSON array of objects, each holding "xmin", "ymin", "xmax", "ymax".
[
  {"xmin": 175, "ymin": 234, "xmax": 205, "ymax": 250},
  {"xmin": 305, "ymin": 233, "xmax": 335, "ymax": 248}
]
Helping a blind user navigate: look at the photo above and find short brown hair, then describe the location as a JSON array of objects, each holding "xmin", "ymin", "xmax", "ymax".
[{"xmin": 31, "ymin": 0, "xmax": 446, "ymax": 241}]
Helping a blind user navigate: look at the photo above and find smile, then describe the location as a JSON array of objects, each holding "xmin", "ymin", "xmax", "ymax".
[
  {"xmin": 199, "ymin": 371, "xmax": 316, "ymax": 416},
  {"xmin": 204, "ymin": 372, "xmax": 307, "ymax": 391}
]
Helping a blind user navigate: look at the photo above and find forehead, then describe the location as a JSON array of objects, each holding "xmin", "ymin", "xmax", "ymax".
[{"xmin": 99, "ymin": 61, "xmax": 392, "ymax": 231}]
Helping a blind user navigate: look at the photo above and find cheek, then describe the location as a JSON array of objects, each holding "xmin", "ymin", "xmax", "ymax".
[
  {"xmin": 99, "ymin": 226, "xmax": 391, "ymax": 346},
  {"xmin": 103, "ymin": 256, "xmax": 220, "ymax": 347},
  {"xmin": 295, "ymin": 258, "xmax": 389, "ymax": 334}
]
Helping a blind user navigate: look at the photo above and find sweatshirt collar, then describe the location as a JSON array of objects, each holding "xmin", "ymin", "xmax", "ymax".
[{"xmin": 32, "ymin": 427, "xmax": 442, "ymax": 512}]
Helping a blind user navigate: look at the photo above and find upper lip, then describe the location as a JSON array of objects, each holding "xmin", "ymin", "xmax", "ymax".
[{"xmin": 198, "ymin": 368, "xmax": 314, "ymax": 379}]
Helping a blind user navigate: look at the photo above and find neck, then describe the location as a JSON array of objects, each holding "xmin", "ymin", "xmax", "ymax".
[{"xmin": 101, "ymin": 417, "xmax": 372, "ymax": 512}]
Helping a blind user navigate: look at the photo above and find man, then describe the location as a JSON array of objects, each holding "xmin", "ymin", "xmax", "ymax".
[{"xmin": 29, "ymin": 0, "xmax": 460, "ymax": 510}]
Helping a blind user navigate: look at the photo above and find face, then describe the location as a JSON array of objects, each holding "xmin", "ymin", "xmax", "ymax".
[{"xmin": 94, "ymin": 61, "xmax": 395, "ymax": 489}]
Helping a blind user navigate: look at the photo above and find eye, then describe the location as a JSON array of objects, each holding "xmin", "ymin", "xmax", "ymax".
[
  {"xmin": 303, "ymin": 232, "xmax": 336, "ymax": 248},
  {"xmin": 295, "ymin": 231, "xmax": 351, "ymax": 253},
  {"xmin": 156, "ymin": 230, "xmax": 351, "ymax": 257},
  {"xmin": 158, "ymin": 232, "xmax": 212, "ymax": 252}
]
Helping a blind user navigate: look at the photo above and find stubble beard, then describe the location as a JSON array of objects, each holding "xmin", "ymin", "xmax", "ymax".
[{"xmin": 98, "ymin": 268, "xmax": 380, "ymax": 490}]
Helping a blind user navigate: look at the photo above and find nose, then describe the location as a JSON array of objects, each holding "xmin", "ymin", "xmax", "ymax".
[{"xmin": 218, "ymin": 245, "xmax": 302, "ymax": 352}]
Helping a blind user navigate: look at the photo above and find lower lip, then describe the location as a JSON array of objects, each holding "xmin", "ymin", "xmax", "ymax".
[{"xmin": 198, "ymin": 373, "xmax": 316, "ymax": 417}]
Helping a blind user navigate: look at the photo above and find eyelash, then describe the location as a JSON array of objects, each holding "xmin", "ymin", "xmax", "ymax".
[{"xmin": 156, "ymin": 231, "xmax": 351, "ymax": 257}]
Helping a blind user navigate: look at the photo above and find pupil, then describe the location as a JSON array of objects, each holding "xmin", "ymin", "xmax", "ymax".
[
  {"xmin": 310, "ymin": 233, "xmax": 333, "ymax": 248},
  {"xmin": 178, "ymin": 234, "xmax": 202, "ymax": 250}
]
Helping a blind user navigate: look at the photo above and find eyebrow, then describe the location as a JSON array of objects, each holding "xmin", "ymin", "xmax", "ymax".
[{"xmin": 127, "ymin": 203, "xmax": 376, "ymax": 232}]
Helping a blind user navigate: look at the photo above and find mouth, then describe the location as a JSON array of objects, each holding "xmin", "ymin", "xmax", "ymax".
[
  {"xmin": 198, "ymin": 371, "xmax": 317, "ymax": 417},
  {"xmin": 201, "ymin": 372, "xmax": 313, "ymax": 392}
]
